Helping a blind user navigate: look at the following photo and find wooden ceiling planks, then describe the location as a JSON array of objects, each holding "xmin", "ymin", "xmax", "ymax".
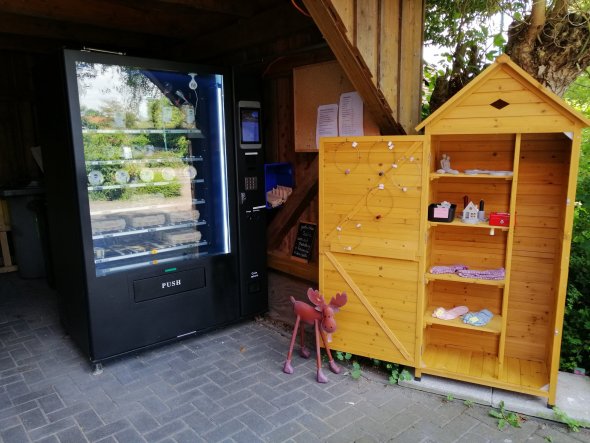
[
  {"xmin": 0, "ymin": 0, "xmax": 218, "ymax": 39},
  {"xmin": 152, "ymin": 0, "xmax": 255, "ymax": 17},
  {"xmin": 0, "ymin": 12, "xmax": 172, "ymax": 54},
  {"xmin": 0, "ymin": 0, "xmax": 320, "ymax": 64}
]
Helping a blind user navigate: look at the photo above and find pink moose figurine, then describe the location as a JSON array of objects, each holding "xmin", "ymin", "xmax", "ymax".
[{"xmin": 283, "ymin": 288, "xmax": 348, "ymax": 383}]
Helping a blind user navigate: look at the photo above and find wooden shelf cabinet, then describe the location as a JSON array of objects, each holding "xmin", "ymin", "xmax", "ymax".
[{"xmin": 319, "ymin": 56, "xmax": 589, "ymax": 406}]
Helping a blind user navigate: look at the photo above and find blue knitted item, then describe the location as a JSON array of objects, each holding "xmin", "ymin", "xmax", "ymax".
[{"xmin": 463, "ymin": 309, "xmax": 493, "ymax": 326}]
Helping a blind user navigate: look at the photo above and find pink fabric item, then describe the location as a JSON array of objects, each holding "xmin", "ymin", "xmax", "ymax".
[{"xmin": 432, "ymin": 306, "xmax": 469, "ymax": 320}]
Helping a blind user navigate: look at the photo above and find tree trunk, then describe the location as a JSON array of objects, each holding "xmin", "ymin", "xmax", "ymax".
[
  {"xmin": 506, "ymin": 4, "xmax": 590, "ymax": 97},
  {"xmin": 429, "ymin": 43, "xmax": 483, "ymax": 114},
  {"xmin": 427, "ymin": 1, "xmax": 590, "ymax": 112}
]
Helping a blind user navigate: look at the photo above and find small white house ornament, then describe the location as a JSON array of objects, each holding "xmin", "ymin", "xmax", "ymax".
[{"xmin": 462, "ymin": 201, "xmax": 480, "ymax": 224}]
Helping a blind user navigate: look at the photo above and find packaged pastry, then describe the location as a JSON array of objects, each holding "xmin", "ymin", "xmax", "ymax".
[
  {"xmin": 162, "ymin": 229, "xmax": 202, "ymax": 244},
  {"xmin": 167, "ymin": 209, "xmax": 200, "ymax": 223},
  {"xmin": 125, "ymin": 213, "xmax": 166, "ymax": 228},
  {"xmin": 139, "ymin": 168, "xmax": 154, "ymax": 182},
  {"xmin": 161, "ymin": 167, "xmax": 176, "ymax": 181},
  {"xmin": 88, "ymin": 170, "xmax": 104, "ymax": 186},
  {"xmin": 91, "ymin": 217, "xmax": 126, "ymax": 234},
  {"xmin": 114, "ymin": 169, "xmax": 130, "ymax": 184},
  {"xmin": 182, "ymin": 166, "xmax": 197, "ymax": 179}
]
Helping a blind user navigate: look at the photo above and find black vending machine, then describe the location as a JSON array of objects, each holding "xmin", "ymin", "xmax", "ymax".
[{"xmin": 39, "ymin": 50, "xmax": 267, "ymax": 368}]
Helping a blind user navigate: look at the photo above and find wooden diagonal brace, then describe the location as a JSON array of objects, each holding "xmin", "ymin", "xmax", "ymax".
[
  {"xmin": 324, "ymin": 251, "xmax": 412, "ymax": 361},
  {"xmin": 267, "ymin": 155, "xmax": 319, "ymax": 250},
  {"xmin": 302, "ymin": 0, "xmax": 406, "ymax": 135}
]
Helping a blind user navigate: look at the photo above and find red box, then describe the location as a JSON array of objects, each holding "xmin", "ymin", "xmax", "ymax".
[{"xmin": 489, "ymin": 212, "xmax": 510, "ymax": 226}]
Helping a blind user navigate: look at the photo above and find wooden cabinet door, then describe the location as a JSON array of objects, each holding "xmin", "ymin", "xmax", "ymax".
[{"xmin": 319, "ymin": 136, "xmax": 426, "ymax": 366}]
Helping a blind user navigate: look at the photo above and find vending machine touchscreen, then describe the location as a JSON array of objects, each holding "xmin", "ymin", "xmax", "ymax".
[{"xmin": 238, "ymin": 101, "xmax": 262, "ymax": 149}]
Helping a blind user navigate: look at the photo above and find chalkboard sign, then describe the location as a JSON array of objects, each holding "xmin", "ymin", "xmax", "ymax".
[{"xmin": 291, "ymin": 222, "xmax": 316, "ymax": 263}]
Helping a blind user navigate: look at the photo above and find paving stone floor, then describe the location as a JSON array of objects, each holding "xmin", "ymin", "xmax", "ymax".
[{"xmin": 1, "ymin": 273, "xmax": 589, "ymax": 442}]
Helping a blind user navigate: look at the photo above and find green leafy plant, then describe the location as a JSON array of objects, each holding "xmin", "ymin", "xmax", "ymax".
[
  {"xmin": 333, "ymin": 354, "xmax": 413, "ymax": 383},
  {"xmin": 544, "ymin": 436, "xmax": 553, "ymax": 442},
  {"xmin": 384, "ymin": 362, "xmax": 412, "ymax": 385},
  {"xmin": 464, "ymin": 399, "xmax": 474, "ymax": 408},
  {"xmin": 443, "ymin": 394, "xmax": 454, "ymax": 403},
  {"xmin": 552, "ymin": 406, "xmax": 587, "ymax": 432},
  {"xmin": 334, "ymin": 351, "xmax": 361, "ymax": 379},
  {"xmin": 350, "ymin": 361, "xmax": 362, "ymax": 379},
  {"xmin": 561, "ymin": 82, "xmax": 590, "ymax": 373},
  {"xmin": 336, "ymin": 351, "xmax": 352, "ymax": 361},
  {"xmin": 400, "ymin": 370, "xmax": 412, "ymax": 381},
  {"xmin": 489, "ymin": 401, "xmax": 522, "ymax": 430}
]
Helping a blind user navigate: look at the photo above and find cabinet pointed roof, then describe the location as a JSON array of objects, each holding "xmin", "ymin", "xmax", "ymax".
[{"xmin": 416, "ymin": 54, "xmax": 590, "ymax": 134}]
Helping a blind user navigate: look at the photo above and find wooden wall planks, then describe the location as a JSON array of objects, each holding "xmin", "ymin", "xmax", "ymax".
[
  {"xmin": 293, "ymin": 61, "xmax": 380, "ymax": 152},
  {"xmin": 505, "ymin": 133, "xmax": 571, "ymax": 362}
]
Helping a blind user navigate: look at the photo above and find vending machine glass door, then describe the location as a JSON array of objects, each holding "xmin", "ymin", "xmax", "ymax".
[{"xmin": 72, "ymin": 60, "xmax": 230, "ymax": 277}]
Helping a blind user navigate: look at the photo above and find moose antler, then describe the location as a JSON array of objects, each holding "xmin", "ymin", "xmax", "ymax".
[
  {"xmin": 307, "ymin": 288, "xmax": 325, "ymax": 308},
  {"xmin": 330, "ymin": 292, "xmax": 347, "ymax": 309}
]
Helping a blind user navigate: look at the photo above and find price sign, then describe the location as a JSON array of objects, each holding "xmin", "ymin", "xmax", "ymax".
[{"xmin": 291, "ymin": 222, "xmax": 316, "ymax": 263}]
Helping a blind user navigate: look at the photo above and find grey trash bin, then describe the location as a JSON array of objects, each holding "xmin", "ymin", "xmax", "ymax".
[{"xmin": 0, "ymin": 187, "xmax": 46, "ymax": 278}]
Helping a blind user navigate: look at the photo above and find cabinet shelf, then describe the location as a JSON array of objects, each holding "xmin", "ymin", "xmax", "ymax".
[
  {"xmin": 90, "ymin": 203, "xmax": 192, "ymax": 216},
  {"xmin": 88, "ymin": 179, "xmax": 204, "ymax": 192},
  {"xmin": 86, "ymin": 156, "xmax": 203, "ymax": 165},
  {"xmin": 421, "ymin": 345, "xmax": 550, "ymax": 397},
  {"xmin": 425, "ymin": 272, "xmax": 505, "ymax": 287},
  {"xmin": 96, "ymin": 252, "xmax": 207, "ymax": 277},
  {"xmin": 428, "ymin": 219, "xmax": 510, "ymax": 231},
  {"xmin": 430, "ymin": 172, "xmax": 513, "ymax": 180},
  {"xmin": 95, "ymin": 241, "xmax": 208, "ymax": 264},
  {"xmin": 82, "ymin": 128, "xmax": 203, "ymax": 138},
  {"xmin": 424, "ymin": 306, "xmax": 502, "ymax": 334},
  {"xmin": 422, "ymin": 345, "xmax": 498, "ymax": 380},
  {"xmin": 92, "ymin": 220, "xmax": 206, "ymax": 240}
]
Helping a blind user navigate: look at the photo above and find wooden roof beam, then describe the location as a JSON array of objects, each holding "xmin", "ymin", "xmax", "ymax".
[{"xmin": 302, "ymin": 0, "xmax": 406, "ymax": 135}]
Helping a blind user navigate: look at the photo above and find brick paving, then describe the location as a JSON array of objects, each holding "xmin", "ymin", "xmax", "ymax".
[{"xmin": 1, "ymin": 273, "xmax": 589, "ymax": 442}]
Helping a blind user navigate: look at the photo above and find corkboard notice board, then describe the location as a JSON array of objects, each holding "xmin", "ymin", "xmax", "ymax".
[{"xmin": 293, "ymin": 61, "xmax": 380, "ymax": 152}]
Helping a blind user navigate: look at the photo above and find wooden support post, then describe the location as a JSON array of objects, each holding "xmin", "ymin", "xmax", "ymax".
[{"xmin": 0, "ymin": 199, "xmax": 18, "ymax": 273}]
